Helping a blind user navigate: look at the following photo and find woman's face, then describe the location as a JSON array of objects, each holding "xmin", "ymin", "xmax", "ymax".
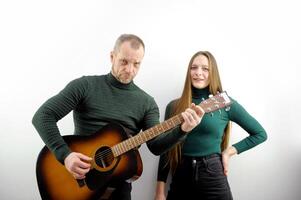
[{"xmin": 190, "ymin": 54, "xmax": 210, "ymax": 89}]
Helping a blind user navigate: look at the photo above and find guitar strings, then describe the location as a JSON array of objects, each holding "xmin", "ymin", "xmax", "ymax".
[
  {"xmin": 93, "ymin": 120, "xmax": 183, "ymax": 163},
  {"xmin": 93, "ymin": 95, "xmax": 227, "ymax": 165}
]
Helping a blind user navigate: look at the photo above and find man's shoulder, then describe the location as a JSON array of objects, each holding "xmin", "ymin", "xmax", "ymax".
[
  {"xmin": 133, "ymin": 84, "xmax": 155, "ymax": 101},
  {"xmin": 81, "ymin": 74, "xmax": 106, "ymax": 81},
  {"xmin": 74, "ymin": 74, "xmax": 106, "ymax": 86}
]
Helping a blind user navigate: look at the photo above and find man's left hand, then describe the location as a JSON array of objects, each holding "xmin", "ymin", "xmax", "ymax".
[{"xmin": 181, "ymin": 103, "xmax": 204, "ymax": 133}]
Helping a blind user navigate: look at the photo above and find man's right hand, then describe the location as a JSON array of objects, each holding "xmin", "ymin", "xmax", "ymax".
[{"xmin": 64, "ymin": 152, "xmax": 92, "ymax": 179}]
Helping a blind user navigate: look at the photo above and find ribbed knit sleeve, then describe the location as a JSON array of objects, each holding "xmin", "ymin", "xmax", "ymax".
[
  {"xmin": 229, "ymin": 99, "xmax": 267, "ymax": 154},
  {"xmin": 32, "ymin": 77, "xmax": 89, "ymax": 164},
  {"xmin": 156, "ymin": 100, "xmax": 185, "ymax": 182},
  {"xmin": 146, "ymin": 100, "xmax": 186, "ymax": 155},
  {"xmin": 157, "ymin": 153, "xmax": 170, "ymax": 182}
]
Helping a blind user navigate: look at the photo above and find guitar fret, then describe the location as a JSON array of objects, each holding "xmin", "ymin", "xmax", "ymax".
[
  {"xmin": 162, "ymin": 121, "xmax": 169, "ymax": 131},
  {"xmin": 115, "ymin": 145, "xmax": 120, "ymax": 155},
  {"xmin": 174, "ymin": 117, "xmax": 179, "ymax": 125},
  {"xmin": 114, "ymin": 146, "xmax": 119, "ymax": 156},
  {"xmin": 149, "ymin": 128, "xmax": 154, "ymax": 138},
  {"xmin": 133, "ymin": 136, "xmax": 138, "ymax": 146},
  {"xmin": 141, "ymin": 134, "xmax": 146, "ymax": 143},
  {"xmin": 111, "ymin": 146, "xmax": 116, "ymax": 156},
  {"xmin": 117, "ymin": 145, "xmax": 121, "ymax": 155},
  {"xmin": 118, "ymin": 145, "xmax": 122, "ymax": 155},
  {"xmin": 133, "ymin": 136, "xmax": 137, "ymax": 145},
  {"xmin": 158, "ymin": 124, "xmax": 164, "ymax": 133},
  {"xmin": 148, "ymin": 129, "xmax": 152, "ymax": 138},
  {"xmin": 174, "ymin": 116, "xmax": 180, "ymax": 124},
  {"xmin": 147, "ymin": 130, "xmax": 151, "ymax": 139},
  {"xmin": 127, "ymin": 140, "xmax": 132, "ymax": 149},
  {"xmin": 136, "ymin": 135, "xmax": 141, "ymax": 144},
  {"xmin": 121, "ymin": 142, "xmax": 126, "ymax": 153},
  {"xmin": 153, "ymin": 126, "xmax": 158, "ymax": 136},
  {"xmin": 167, "ymin": 118, "xmax": 174, "ymax": 127},
  {"xmin": 172, "ymin": 117, "xmax": 178, "ymax": 126},
  {"xmin": 140, "ymin": 134, "xmax": 144, "ymax": 143},
  {"xmin": 118, "ymin": 144, "xmax": 122, "ymax": 154},
  {"xmin": 127, "ymin": 140, "xmax": 131, "ymax": 150},
  {"xmin": 143, "ymin": 130, "xmax": 148, "ymax": 140},
  {"xmin": 141, "ymin": 131, "xmax": 146, "ymax": 142},
  {"xmin": 119, "ymin": 144, "xmax": 123, "ymax": 153}
]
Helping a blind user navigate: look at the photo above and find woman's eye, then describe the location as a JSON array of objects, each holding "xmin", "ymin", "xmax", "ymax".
[{"xmin": 202, "ymin": 67, "xmax": 209, "ymax": 72}]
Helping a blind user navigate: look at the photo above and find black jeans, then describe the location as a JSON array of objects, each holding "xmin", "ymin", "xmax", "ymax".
[
  {"xmin": 167, "ymin": 154, "xmax": 233, "ymax": 200},
  {"xmin": 108, "ymin": 181, "xmax": 132, "ymax": 200}
]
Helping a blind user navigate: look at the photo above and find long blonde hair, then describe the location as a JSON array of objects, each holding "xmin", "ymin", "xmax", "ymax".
[{"xmin": 166, "ymin": 51, "xmax": 231, "ymax": 173}]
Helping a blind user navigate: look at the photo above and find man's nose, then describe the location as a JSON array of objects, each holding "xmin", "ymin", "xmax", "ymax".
[{"xmin": 125, "ymin": 64, "xmax": 134, "ymax": 73}]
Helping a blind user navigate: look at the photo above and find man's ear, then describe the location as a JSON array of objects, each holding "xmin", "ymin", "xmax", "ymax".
[{"xmin": 110, "ymin": 51, "xmax": 114, "ymax": 63}]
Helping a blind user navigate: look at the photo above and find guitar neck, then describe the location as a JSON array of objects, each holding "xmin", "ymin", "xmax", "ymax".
[
  {"xmin": 111, "ymin": 114, "xmax": 183, "ymax": 157},
  {"xmin": 111, "ymin": 91, "xmax": 232, "ymax": 157}
]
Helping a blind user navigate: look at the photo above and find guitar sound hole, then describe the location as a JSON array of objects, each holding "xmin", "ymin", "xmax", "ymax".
[{"xmin": 94, "ymin": 146, "xmax": 114, "ymax": 168}]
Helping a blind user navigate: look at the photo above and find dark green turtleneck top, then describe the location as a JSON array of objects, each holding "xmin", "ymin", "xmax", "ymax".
[
  {"xmin": 32, "ymin": 73, "xmax": 185, "ymax": 164},
  {"xmin": 157, "ymin": 86, "xmax": 267, "ymax": 182}
]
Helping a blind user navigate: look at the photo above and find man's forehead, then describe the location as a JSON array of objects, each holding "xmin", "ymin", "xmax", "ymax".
[{"xmin": 117, "ymin": 47, "xmax": 144, "ymax": 61}]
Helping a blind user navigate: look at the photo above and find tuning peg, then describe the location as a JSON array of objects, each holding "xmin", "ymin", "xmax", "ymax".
[
  {"xmin": 202, "ymin": 97, "xmax": 205, "ymax": 101},
  {"xmin": 210, "ymin": 112, "xmax": 214, "ymax": 117},
  {"xmin": 219, "ymin": 110, "xmax": 222, "ymax": 114},
  {"xmin": 225, "ymin": 106, "xmax": 231, "ymax": 112},
  {"xmin": 209, "ymin": 94, "xmax": 213, "ymax": 98}
]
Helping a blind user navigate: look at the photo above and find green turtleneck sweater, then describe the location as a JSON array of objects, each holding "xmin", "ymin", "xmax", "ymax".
[
  {"xmin": 32, "ymin": 73, "xmax": 185, "ymax": 164},
  {"xmin": 157, "ymin": 87, "xmax": 267, "ymax": 182}
]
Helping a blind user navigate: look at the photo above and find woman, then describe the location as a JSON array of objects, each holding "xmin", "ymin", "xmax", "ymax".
[{"xmin": 154, "ymin": 51, "xmax": 267, "ymax": 200}]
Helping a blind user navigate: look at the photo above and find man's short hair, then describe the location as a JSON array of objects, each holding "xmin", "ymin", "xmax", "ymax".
[{"xmin": 114, "ymin": 34, "xmax": 145, "ymax": 52}]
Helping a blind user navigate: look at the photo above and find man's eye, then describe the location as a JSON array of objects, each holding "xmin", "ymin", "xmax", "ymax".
[{"xmin": 121, "ymin": 60, "xmax": 127, "ymax": 65}]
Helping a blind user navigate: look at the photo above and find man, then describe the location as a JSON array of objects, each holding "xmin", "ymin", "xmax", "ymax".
[{"xmin": 32, "ymin": 34, "xmax": 204, "ymax": 200}]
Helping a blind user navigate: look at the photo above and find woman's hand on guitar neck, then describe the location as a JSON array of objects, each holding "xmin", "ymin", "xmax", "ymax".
[
  {"xmin": 181, "ymin": 103, "xmax": 204, "ymax": 133},
  {"xmin": 64, "ymin": 152, "xmax": 92, "ymax": 179}
]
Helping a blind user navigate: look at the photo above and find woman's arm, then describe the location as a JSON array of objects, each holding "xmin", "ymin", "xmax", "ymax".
[{"xmin": 155, "ymin": 181, "xmax": 167, "ymax": 200}]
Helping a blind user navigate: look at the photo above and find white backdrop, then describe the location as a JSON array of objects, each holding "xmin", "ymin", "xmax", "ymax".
[{"xmin": 0, "ymin": 0, "xmax": 300, "ymax": 199}]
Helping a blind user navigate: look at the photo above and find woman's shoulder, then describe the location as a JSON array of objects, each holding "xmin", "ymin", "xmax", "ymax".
[
  {"xmin": 226, "ymin": 95, "xmax": 249, "ymax": 114},
  {"xmin": 166, "ymin": 98, "xmax": 179, "ymax": 109}
]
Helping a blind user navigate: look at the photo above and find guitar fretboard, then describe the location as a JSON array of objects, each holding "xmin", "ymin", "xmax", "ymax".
[
  {"xmin": 111, "ymin": 115, "xmax": 183, "ymax": 157},
  {"xmin": 111, "ymin": 91, "xmax": 231, "ymax": 157}
]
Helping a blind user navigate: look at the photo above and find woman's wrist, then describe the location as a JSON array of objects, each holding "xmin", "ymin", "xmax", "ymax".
[{"xmin": 223, "ymin": 146, "xmax": 237, "ymax": 156}]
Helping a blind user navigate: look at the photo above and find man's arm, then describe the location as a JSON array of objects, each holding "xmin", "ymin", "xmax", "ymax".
[
  {"xmin": 144, "ymin": 98, "xmax": 204, "ymax": 155},
  {"xmin": 32, "ymin": 77, "xmax": 89, "ymax": 164}
]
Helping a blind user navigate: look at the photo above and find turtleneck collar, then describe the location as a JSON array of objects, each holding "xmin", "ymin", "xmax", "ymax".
[
  {"xmin": 192, "ymin": 86, "xmax": 210, "ymax": 99},
  {"xmin": 105, "ymin": 72, "xmax": 135, "ymax": 90}
]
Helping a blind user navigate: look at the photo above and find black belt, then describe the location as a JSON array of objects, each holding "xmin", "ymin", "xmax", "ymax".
[{"xmin": 183, "ymin": 153, "xmax": 220, "ymax": 161}]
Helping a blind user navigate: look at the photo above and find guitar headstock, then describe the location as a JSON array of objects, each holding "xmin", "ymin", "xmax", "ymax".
[{"xmin": 199, "ymin": 91, "xmax": 232, "ymax": 113}]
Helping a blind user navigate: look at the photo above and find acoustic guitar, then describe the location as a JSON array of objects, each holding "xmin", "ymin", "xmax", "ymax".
[{"xmin": 36, "ymin": 92, "xmax": 232, "ymax": 200}]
